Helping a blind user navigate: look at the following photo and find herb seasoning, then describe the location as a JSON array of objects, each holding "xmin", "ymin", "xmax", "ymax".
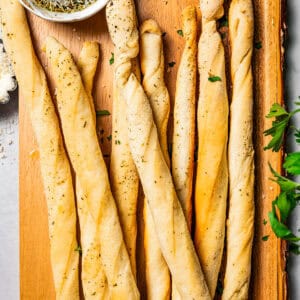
[{"xmin": 33, "ymin": 0, "xmax": 97, "ymax": 13}]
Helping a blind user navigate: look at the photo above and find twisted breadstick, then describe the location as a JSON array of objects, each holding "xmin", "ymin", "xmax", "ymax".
[
  {"xmin": 140, "ymin": 19, "xmax": 171, "ymax": 300},
  {"xmin": 0, "ymin": 1, "xmax": 79, "ymax": 299},
  {"xmin": 172, "ymin": 5, "xmax": 197, "ymax": 232},
  {"xmin": 45, "ymin": 36, "xmax": 139, "ymax": 300},
  {"xmin": 194, "ymin": 0, "xmax": 229, "ymax": 297},
  {"xmin": 75, "ymin": 42, "xmax": 109, "ymax": 299},
  {"xmin": 171, "ymin": 7, "xmax": 197, "ymax": 300},
  {"xmin": 107, "ymin": 0, "xmax": 140, "ymax": 277},
  {"xmin": 107, "ymin": 1, "xmax": 210, "ymax": 298},
  {"xmin": 223, "ymin": 1, "xmax": 255, "ymax": 299}
]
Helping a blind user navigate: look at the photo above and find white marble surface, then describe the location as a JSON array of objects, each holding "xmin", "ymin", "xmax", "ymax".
[
  {"xmin": 0, "ymin": 90, "xmax": 19, "ymax": 300},
  {"xmin": 1, "ymin": 1, "xmax": 300, "ymax": 299}
]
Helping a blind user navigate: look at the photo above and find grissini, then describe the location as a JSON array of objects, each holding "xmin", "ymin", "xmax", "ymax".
[
  {"xmin": 76, "ymin": 42, "xmax": 109, "ymax": 299},
  {"xmin": 108, "ymin": 0, "xmax": 140, "ymax": 277},
  {"xmin": 194, "ymin": 0, "xmax": 229, "ymax": 297},
  {"xmin": 0, "ymin": 1, "xmax": 79, "ymax": 299},
  {"xmin": 45, "ymin": 36, "xmax": 139, "ymax": 300},
  {"xmin": 140, "ymin": 19, "xmax": 171, "ymax": 300},
  {"xmin": 172, "ymin": 5, "xmax": 197, "ymax": 232},
  {"xmin": 107, "ymin": 1, "xmax": 210, "ymax": 298},
  {"xmin": 171, "ymin": 7, "xmax": 197, "ymax": 300},
  {"xmin": 110, "ymin": 81, "xmax": 140, "ymax": 278},
  {"xmin": 223, "ymin": 1, "xmax": 255, "ymax": 299}
]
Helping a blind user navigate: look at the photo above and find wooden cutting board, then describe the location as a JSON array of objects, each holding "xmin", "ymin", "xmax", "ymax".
[{"xmin": 19, "ymin": 0, "xmax": 287, "ymax": 299}]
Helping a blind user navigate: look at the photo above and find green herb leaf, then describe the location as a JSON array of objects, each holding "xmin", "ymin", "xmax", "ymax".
[
  {"xmin": 96, "ymin": 110, "xmax": 111, "ymax": 117},
  {"xmin": 264, "ymin": 104, "xmax": 291, "ymax": 152},
  {"xmin": 208, "ymin": 75, "xmax": 222, "ymax": 82},
  {"xmin": 262, "ymin": 235, "xmax": 269, "ymax": 241},
  {"xmin": 263, "ymin": 219, "xmax": 268, "ymax": 225},
  {"xmin": 284, "ymin": 152, "xmax": 300, "ymax": 175},
  {"xmin": 265, "ymin": 102, "xmax": 300, "ymax": 254},
  {"xmin": 274, "ymin": 192, "xmax": 297, "ymax": 222},
  {"xmin": 177, "ymin": 29, "xmax": 183, "ymax": 36},
  {"xmin": 268, "ymin": 206, "xmax": 300, "ymax": 242},
  {"xmin": 254, "ymin": 41, "xmax": 262, "ymax": 49},
  {"xmin": 264, "ymin": 103, "xmax": 300, "ymax": 151},
  {"xmin": 109, "ymin": 52, "xmax": 114, "ymax": 65},
  {"xmin": 107, "ymin": 135, "xmax": 112, "ymax": 141},
  {"xmin": 269, "ymin": 163, "xmax": 300, "ymax": 192}
]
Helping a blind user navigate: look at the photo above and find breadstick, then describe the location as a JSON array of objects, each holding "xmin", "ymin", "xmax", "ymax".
[
  {"xmin": 45, "ymin": 36, "xmax": 139, "ymax": 300},
  {"xmin": 140, "ymin": 19, "xmax": 171, "ymax": 300},
  {"xmin": 172, "ymin": 5, "xmax": 197, "ymax": 232},
  {"xmin": 110, "ymin": 84, "xmax": 140, "ymax": 277},
  {"xmin": 223, "ymin": 1, "xmax": 255, "ymax": 299},
  {"xmin": 0, "ymin": 1, "xmax": 79, "ymax": 299},
  {"xmin": 171, "ymin": 7, "xmax": 197, "ymax": 300},
  {"xmin": 194, "ymin": 0, "xmax": 229, "ymax": 297},
  {"xmin": 75, "ymin": 42, "xmax": 110, "ymax": 299},
  {"xmin": 107, "ymin": 0, "xmax": 140, "ymax": 277}
]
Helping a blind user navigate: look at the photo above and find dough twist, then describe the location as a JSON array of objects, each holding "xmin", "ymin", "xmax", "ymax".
[
  {"xmin": 107, "ymin": 0, "xmax": 140, "ymax": 276},
  {"xmin": 223, "ymin": 1, "xmax": 255, "ymax": 299},
  {"xmin": 172, "ymin": 7, "xmax": 197, "ymax": 300},
  {"xmin": 140, "ymin": 19, "xmax": 171, "ymax": 300},
  {"xmin": 76, "ymin": 42, "xmax": 109, "ymax": 299},
  {"xmin": 172, "ymin": 5, "xmax": 197, "ymax": 232},
  {"xmin": 194, "ymin": 0, "xmax": 229, "ymax": 297}
]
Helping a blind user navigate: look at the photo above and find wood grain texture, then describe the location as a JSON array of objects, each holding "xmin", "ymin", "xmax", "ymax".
[
  {"xmin": 251, "ymin": 0, "xmax": 287, "ymax": 299},
  {"xmin": 19, "ymin": 0, "xmax": 286, "ymax": 299}
]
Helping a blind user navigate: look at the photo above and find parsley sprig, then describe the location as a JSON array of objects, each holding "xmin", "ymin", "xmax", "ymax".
[
  {"xmin": 264, "ymin": 103, "xmax": 300, "ymax": 152},
  {"xmin": 264, "ymin": 102, "xmax": 300, "ymax": 254}
]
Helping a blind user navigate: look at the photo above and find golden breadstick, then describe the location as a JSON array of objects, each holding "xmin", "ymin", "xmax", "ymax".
[
  {"xmin": 108, "ymin": 0, "xmax": 140, "ymax": 277},
  {"xmin": 172, "ymin": 7, "xmax": 197, "ymax": 300},
  {"xmin": 0, "ymin": 1, "xmax": 79, "ymax": 299},
  {"xmin": 223, "ymin": 1, "xmax": 255, "ymax": 299},
  {"xmin": 194, "ymin": 0, "xmax": 229, "ymax": 297},
  {"xmin": 75, "ymin": 42, "xmax": 109, "ymax": 299},
  {"xmin": 110, "ymin": 84, "xmax": 140, "ymax": 277},
  {"xmin": 140, "ymin": 19, "xmax": 171, "ymax": 300},
  {"xmin": 172, "ymin": 5, "xmax": 197, "ymax": 232},
  {"xmin": 45, "ymin": 36, "xmax": 139, "ymax": 300}
]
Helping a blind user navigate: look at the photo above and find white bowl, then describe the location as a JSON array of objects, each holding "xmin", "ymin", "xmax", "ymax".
[{"xmin": 19, "ymin": 0, "xmax": 109, "ymax": 22}]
